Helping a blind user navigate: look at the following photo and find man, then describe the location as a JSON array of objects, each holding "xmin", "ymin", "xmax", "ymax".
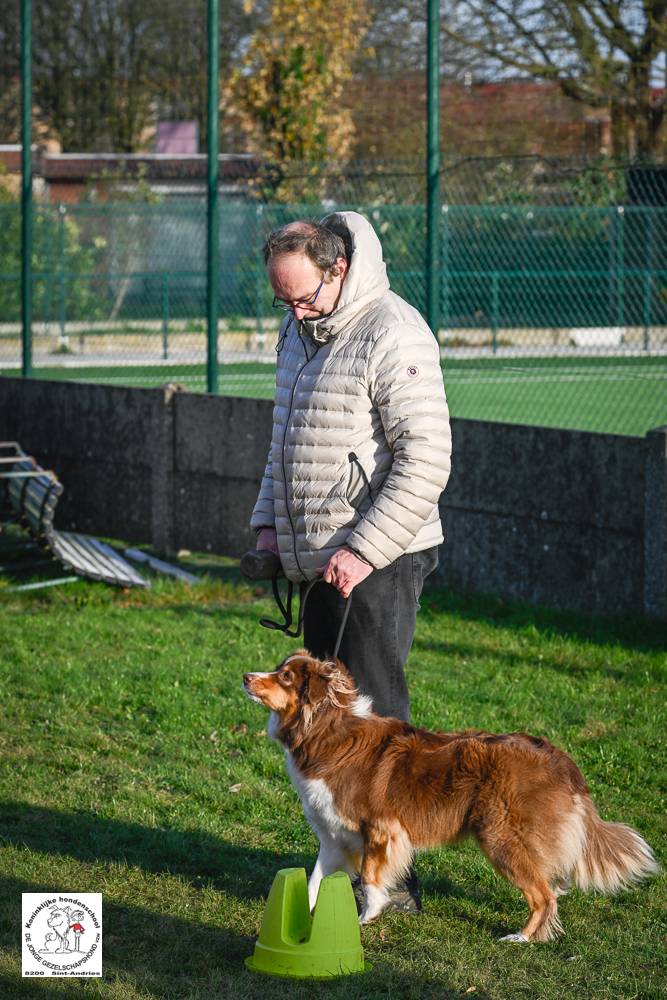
[{"xmin": 251, "ymin": 211, "xmax": 451, "ymax": 910}]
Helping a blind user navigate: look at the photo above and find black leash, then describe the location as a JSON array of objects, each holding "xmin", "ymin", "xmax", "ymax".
[{"xmin": 260, "ymin": 572, "xmax": 352, "ymax": 659}]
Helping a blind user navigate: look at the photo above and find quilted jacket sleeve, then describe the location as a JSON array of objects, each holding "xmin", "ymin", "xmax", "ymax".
[
  {"xmin": 250, "ymin": 455, "xmax": 275, "ymax": 532},
  {"xmin": 250, "ymin": 314, "xmax": 293, "ymax": 533},
  {"xmin": 344, "ymin": 323, "xmax": 451, "ymax": 568}
]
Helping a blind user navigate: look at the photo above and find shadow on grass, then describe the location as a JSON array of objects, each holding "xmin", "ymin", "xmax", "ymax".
[
  {"xmin": 110, "ymin": 594, "xmax": 665, "ymax": 685},
  {"xmin": 125, "ymin": 548, "xmax": 667, "ymax": 658},
  {"xmin": 420, "ymin": 585, "xmax": 667, "ymax": 654},
  {"xmin": 0, "ymin": 802, "xmax": 506, "ymax": 998},
  {"xmin": 0, "ymin": 529, "xmax": 71, "ymax": 586},
  {"xmin": 411, "ymin": 634, "xmax": 637, "ymax": 682},
  {"xmin": 0, "ymin": 801, "xmax": 302, "ymax": 901},
  {"xmin": 93, "ymin": 575, "xmax": 667, "ymax": 662},
  {"xmin": 0, "ymin": 873, "xmax": 256, "ymax": 1000},
  {"xmin": 0, "ymin": 870, "xmax": 483, "ymax": 1000},
  {"xmin": 419, "ymin": 869, "xmax": 518, "ymax": 941}
]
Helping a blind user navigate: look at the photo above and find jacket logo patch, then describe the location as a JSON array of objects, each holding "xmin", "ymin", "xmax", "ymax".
[{"xmin": 407, "ymin": 366, "xmax": 419, "ymax": 377}]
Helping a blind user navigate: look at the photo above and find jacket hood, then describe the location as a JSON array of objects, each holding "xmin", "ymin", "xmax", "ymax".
[{"xmin": 300, "ymin": 211, "xmax": 390, "ymax": 344}]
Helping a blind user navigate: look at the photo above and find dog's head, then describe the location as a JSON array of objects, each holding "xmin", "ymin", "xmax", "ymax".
[
  {"xmin": 243, "ymin": 649, "xmax": 359, "ymax": 745},
  {"xmin": 47, "ymin": 908, "xmax": 69, "ymax": 932}
]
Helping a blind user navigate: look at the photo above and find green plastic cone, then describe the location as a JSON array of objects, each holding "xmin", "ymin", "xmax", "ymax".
[{"xmin": 245, "ymin": 867, "xmax": 370, "ymax": 979}]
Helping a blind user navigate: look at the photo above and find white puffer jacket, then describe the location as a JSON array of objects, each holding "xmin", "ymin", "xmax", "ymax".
[{"xmin": 251, "ymin": 211, "xmax": 452, "ymax": 582}]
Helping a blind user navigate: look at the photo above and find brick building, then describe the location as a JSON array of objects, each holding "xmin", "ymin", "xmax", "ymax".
[{"xmin": 345, "ymin": 76, "xmax": 616, "ymax": 160}]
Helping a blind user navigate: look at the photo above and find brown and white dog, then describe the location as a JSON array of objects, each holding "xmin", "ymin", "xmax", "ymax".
[{"xmin": 243, "ymin": 650, "xmax": 657, "ymax": 942}]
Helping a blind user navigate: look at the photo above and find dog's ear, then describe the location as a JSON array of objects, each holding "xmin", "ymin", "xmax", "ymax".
[
  {"xmin": 306, "ymin": 666, "xmax": 332, "ymax": 706},
  {"xmin": 324, "ymin": 657, "xmax": 356, "ymax": 689},
  {"xmin": 311, "ymin": 658, "xmax": 357, "ymax": 707},
  {"xmin": 315, "ymin": 658, "xmax": 338, "ymax": 678}
]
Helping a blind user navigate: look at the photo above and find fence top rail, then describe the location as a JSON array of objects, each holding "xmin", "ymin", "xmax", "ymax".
[
  {"xmin": 2, "ymin": 267, "xmax": 667, "ymax": 281},
  {"xmin": 2, "ymin": 202, "xmax": 667, "ymax": 216},
  {"xmin": 391, "ymin": 268, "xmax": 667, "ymax": 278}
]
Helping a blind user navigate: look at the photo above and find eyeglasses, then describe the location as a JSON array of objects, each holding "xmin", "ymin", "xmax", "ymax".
[{"xmin": 272, "ymin": 277, "xmax": 325, "ymax": 311}]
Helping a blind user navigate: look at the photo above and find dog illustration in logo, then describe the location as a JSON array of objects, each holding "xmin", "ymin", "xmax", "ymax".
[
  {"xmin": 44, "ymin": 906, "xmax": 72, "ymax": 954},
  {"xmin": 69, "ymin": 910, "xmax": 85, "ymax": 952},
  {"xmin": 38, "ymin": 931, "xmax": 60, "ymax": 954}
]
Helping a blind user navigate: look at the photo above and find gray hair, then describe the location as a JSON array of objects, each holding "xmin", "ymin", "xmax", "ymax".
[{"xmin": 263, "ymin": 220, "xmax": 348, "ymax": 275}]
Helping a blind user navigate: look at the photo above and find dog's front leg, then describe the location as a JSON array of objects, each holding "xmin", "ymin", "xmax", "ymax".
[
  {"xmin": 308, "ymin": 849, "xmax": 326, "ymax": 911},
  {"xmin": 358, "ymin": 878, "xmax": 391, "ymax": 924},
  {"xmin": 358, "ymin": 830, "xmax": 399, "ymax": 924},
  {"xmin": 308, "ymin": 835, "xmax": 350, "ymax": 911}
]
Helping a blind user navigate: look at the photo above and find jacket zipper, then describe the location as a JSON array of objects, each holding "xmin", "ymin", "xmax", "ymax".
[
  {"xmin": 282, "ymin": 325, "xmax": 319, "ymax": 581},
  {"xmin": 348, "ymin": 452, "xmax": 374, "ymax": 506}
]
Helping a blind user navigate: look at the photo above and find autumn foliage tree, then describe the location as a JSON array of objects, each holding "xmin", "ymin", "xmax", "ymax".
[{"xmin": 230, "ymin": 0, "xmax": 369, "ymax": 199}]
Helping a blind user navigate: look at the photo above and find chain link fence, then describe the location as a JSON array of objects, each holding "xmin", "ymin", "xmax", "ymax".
[{"xmin": 1, "ymin": 156, "xmax": 666, "ymax": 435}]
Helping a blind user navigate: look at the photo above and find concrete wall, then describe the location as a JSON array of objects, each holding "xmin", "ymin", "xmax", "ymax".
[
  {"xmin": 1, "ymin": 376, "xmax": 665, "ymax": 617},
  {"xmin": 437, "ymin": 420, "xmax": 646, "ymax": 614},
  {"xmin": 0, "ymin": 378, "xmax": 166, "ymax": 543},
  {"xmin": 172, "ymin": 392, "xmax": 273, "ymax": 558}
]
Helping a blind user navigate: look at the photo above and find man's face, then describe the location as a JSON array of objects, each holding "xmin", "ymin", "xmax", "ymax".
[{"xmin": 268, "ymin": 252, "xmax": 346, "ymax": 320}]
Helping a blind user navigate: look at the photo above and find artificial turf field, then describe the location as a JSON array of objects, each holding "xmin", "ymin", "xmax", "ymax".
[{"xmin": 5, "ymin": 353, "xmax": 666, "ymax": 437}]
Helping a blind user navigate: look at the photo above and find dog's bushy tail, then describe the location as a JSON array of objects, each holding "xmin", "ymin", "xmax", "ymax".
[{"xmin": 574, "ymin": 800, "xmax": 658, "ymax": 894}]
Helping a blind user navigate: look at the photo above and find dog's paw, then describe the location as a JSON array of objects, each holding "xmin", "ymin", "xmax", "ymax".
[
  {"xmin": 498, "ymin": 932, "xmax": 529, "ymax": 944},
  {"xmin": 358, "ymin": 884, "xmax": 390, "ymax": 925},
  {"xmin": 359, "ymin": 902, "xmax": 387, "ymax": 925}
]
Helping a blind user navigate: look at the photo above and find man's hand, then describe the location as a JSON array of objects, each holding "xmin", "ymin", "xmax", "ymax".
[
  {"xmin": 256, "ymin": 527, "xmax": 279, "ymax": 556},
  {"xmin": 318, "ymin": 547, "xmax": 373, "ymax": 598}
]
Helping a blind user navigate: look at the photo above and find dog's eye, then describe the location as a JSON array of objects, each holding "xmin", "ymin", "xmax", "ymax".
[{"xmin": 278, "ymin": 669, "xmax": 293, "ymax": 686}]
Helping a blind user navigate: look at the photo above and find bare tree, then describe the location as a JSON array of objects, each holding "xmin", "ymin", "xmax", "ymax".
[
  {"xmin": 0, "ymin": 0, "xmax": 20, "ymax": 142},
  {"xmin": 0, "ymin": 0, "xmax": 264, "ymax": 152},
  {"xmin": 149, "ymin": 0, "xmax": 264, "ymax": 152},
  {"xmin": 358, "ymin": 0, "xmax": 482, "ymax": 77},
  {"xmin": 443, "ymin": 1, "xmax": 667, "ymax": 158}
]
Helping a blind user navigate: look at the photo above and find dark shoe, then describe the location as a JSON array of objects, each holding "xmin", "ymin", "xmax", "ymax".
[{"xmin": 350, "ymin": 872, "xmax": 422, "ymax": 916}]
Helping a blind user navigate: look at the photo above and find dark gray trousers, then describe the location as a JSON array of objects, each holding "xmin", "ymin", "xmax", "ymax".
[{"xmin": 302, "ymin": 547, "xmax": 439, "ymax": 722}]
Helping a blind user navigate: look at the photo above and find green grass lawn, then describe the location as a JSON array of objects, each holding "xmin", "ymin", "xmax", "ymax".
[
  {"xmin": 4, "ymin": 353, "xmax": 666, "ymax": 436},
  {"xmin": 0, "ymin": 534, "xmax": 665, "ymax": 999}
]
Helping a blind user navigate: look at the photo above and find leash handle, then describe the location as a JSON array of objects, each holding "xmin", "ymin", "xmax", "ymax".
[
  {"xmin": 259, "ymin": 571, "xmax": 353, "ymax": 652},
  {"xmin": 240, "ymin": 548, "xmax": 281, "ymax": 581},
  {"xmin": 259, "ymin": 575, "xmax": 294, "ymax": 632}
]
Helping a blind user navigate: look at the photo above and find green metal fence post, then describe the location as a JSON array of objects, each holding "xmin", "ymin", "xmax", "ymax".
[
  {"xmin": 643, "ymin": 272, "xmax": 651, "ymax": 353},
  {"xmin": 58, "ymin": 204, "xmax": 67, "ymax": 345},
  {"xmin": 441, "ymin": 204, "xmax": 449, "ymax": 346},
  {"xmin": 426, "ymin": 0, "xmax": 440, "ymax": 336},
  {"xmin": 162, "ymin": 272, "xmax": 170, "ymax": 360},
  {"xmin": 255, "ymin": 203, "xmax": 264, "ymax": 339},
  {"xmin": 616, "ymin": 205, "xmax": 625, "ymax": 330},
  {"xmin": 644, "ymin": 210, "xmax": 655, "ymax": 353},
  {"xmin": 491, "ymin": 272, "xmax": 499, "ymax": 354},
  {"xmin": 206, "ymin": 0, "xmax": 220, "ymax": 394},
  {"xmin": 20, "ymin": 0, "xmax": 33, "ymax": 377},
  {"xmin": 42, "ymin": 207, "xmax": 52, "ymax": 341}
]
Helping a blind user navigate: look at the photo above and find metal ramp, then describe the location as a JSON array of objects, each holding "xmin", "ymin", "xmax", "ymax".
[
  {"xmin": 0, "ymin": 441, "xmax": 150, "ymax": 589},
  {"xmin": 50, "ymin": 531, "xmax": 149, "ymax": 588}
]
